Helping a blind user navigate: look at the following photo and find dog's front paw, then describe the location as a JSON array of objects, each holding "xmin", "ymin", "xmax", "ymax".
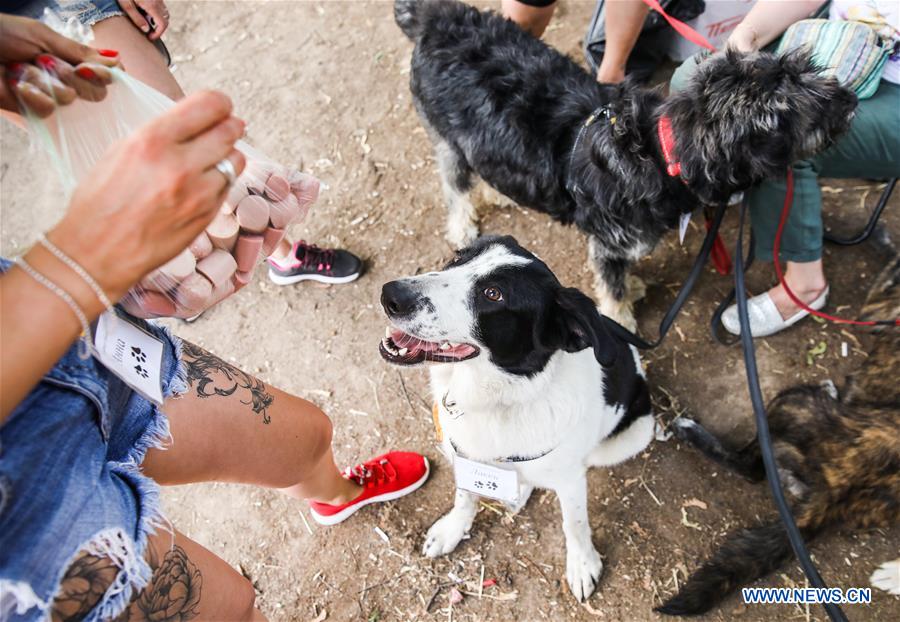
[
  {"xmin": 819, "ymin": 379, "xmax": 839, "ymax": 400},
  {"xmin": 566, "ymin": 545, "xmax": 603, "ymax": 602},
  {"xmin": 504, "ymin": 484, "xmax": 534, "ymax": 515},
  {"xmin": 599, "ymin": 302, "xmax": 637, "ymax": 334},
  {"xmin": 596, "ymin": 299, "xmax": 637, "ymax": 333},
  {"xmin": 870, "ymin": 559, "xmax": 900, "ymax": 595},
  {"xmin": 671, "ymin": 417, "xmax": 700, "ymax": 442},
  {"xmin": 423, "ymin": 513, "xmax": 470, "ymax": 558},
  {"xmin": 477, "ymin": 184, "xmax": 517, "ymax": 209},
  {"xmin": 446, "ymin": 220, "xmax": 479, "ymax": 249},
  {"xmin": 625, "ymin": 274, "xmax": 647, "ymax": 304}
]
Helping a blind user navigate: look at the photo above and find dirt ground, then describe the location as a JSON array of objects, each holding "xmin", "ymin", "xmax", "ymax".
[{"xmin": 2, "ymin": 1, "xmax": 898, "ymax": 621}]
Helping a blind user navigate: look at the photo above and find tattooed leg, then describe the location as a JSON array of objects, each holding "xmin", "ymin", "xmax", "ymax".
[
  {"xmin": 52, "ymin": 527, "xmax": 262, "ymax": 622},
  {"xmin": 143, "ymin": 341, "xmax": 361, "ymax": 505},
  {"xmin": 180, "ymin": 341, "xmax": 275, "ymax": 424},
  {"xmin": 52, "ymin": 553, "xmax": 120, "ymax": 622}
]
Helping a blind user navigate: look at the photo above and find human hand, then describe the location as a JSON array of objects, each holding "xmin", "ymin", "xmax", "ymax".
[
  {"xmin": 0, "ymin": 14, "xmax": 120, "ymax": 117},
  {"xmin": 118, "ymin": 0, "xmax": 169, "ymax": 40},
  {"xmin": 727, "ymin": 22, "xmax": 761, "ymax": 53},
  {"xmin": 48, "ymin": 90, "xmax": 246, "ymax": 303}
]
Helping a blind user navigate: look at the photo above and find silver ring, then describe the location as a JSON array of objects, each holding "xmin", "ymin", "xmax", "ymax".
[{"xmin": 215, "ymin": 158, "xmax": 237, "ymax": 185}]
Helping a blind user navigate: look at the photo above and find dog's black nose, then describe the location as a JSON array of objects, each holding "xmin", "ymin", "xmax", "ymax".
[{"xmin": 381, "ymin": 281, "xmax": 420, "ymax": 318}]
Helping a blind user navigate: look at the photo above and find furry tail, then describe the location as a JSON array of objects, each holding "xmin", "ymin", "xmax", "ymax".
[
  {"xmin": 395, "ymin": 0, "xmax": 424, "ymax": 39},
  {"xmin": 656, "ymin": 521, "xmax": 820, "ymax": 616}
]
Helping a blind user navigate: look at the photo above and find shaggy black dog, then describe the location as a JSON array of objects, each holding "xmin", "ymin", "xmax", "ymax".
[
  {"xmin": 395, "ymin": 0, "xmax": 857, "ymax": 328},
  {"xmin": 657, "ymin": 253, "xmax": 900, "ymax": 615}
]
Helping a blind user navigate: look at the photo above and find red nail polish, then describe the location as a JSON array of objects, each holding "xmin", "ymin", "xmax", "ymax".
[
  {"xmin": 36, "ymin": 55, "xmax": 56, "ymax": 71},
  {"xmin": 7, "ymin": 62, "xmax": 24, "ymax": 75},
  {"xmin": 76, "ymin": 66, "xmax": 97, "ymax": 80},
  {"xmin": 98, "ymin": 49, "xmax": 119, "ymax": 58}
]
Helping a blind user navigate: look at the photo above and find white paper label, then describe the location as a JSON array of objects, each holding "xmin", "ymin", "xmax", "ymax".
[
  {"xmin": 678, "ymin": 212, "xmax": 692, "ymax": 245},
  {"xmin": 453, "ymin": 455, "xmax": 520, "ymax": 503},
  {"xmin": 94, "ymin": 311, "xmax": 165, "ymax": 404}
]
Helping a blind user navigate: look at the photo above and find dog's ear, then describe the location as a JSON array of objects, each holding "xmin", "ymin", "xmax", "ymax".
[
  {"xmin": 777, "ymin": 48, "xmax": 858, "ymax": 158},
  {"xmin": 545, "ymin": 287, "xmax": 618, "ymax": 367}
]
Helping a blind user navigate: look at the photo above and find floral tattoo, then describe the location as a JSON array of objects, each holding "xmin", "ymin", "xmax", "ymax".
[
  {"xmin": 120, "ymin": 546, "xmax": 202, "ymax": 622},
  {"xmin": 52, "ymin": 546, "xmax": 202, "ymax": 622},
  {"xmin": 52, "ymin": 554, "xmax": 120, "ymax": 621},
  {"xmin": 181, "ymin": 341, "xmax": 274, "ymax": 424}
]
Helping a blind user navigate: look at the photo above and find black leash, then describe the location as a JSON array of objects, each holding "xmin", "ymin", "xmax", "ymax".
[
  {"xmin": 601, "ymin": 201, "xmax": 728, "ymax": 348},
  {"xmin": 602, "ymin": 199, "xmax": 858, "ymax": 622},
  {"xmin": 824, "ymin": 178, "xmax": 897, "ymax": 246},
  {"xmin": 734, "ymin": 199, "xmax": 848, "ymax": 622},
  {"xmin": 603, "ymin": 178, "xmax": 894, "ymax": 622},
  {"xmin": 710, "ymin": 235, "xmax": 754, "ymax": 346}
]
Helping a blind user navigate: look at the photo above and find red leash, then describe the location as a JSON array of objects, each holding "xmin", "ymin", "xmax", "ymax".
[
  {"xmin": 640, "ymin": 0, "xmax": 716, "ymax": 51},
  {"xmin": 773, "ymin": 170, "xmax": 900, "ymax": 326},
  {"xmin": 644, "ymin": 0, "xmax": 732, "ymax": 274}
]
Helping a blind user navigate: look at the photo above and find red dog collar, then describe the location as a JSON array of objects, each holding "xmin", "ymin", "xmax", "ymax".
[{"xmin": 658, "ymin": 115, "xmax": 682, "ymax": 178}]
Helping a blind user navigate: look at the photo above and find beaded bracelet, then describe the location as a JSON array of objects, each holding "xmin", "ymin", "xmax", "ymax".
[{"xmin": 16, "ymin": 257, "xmax": 95, "ymax": 359}]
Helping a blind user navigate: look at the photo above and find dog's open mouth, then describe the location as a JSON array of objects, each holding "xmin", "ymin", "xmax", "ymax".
[{"xmin": 379, "ymin": 327, "xmax": 480, "ymax": 365}]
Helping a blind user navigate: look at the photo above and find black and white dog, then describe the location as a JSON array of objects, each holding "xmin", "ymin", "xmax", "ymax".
[
  {"xmin": 379, "ymin": 236, "xmax": 654, "ymax": 601},
  {"xmin": 395, "ymin": 0, "xmax": 856, "ymax": 327}
]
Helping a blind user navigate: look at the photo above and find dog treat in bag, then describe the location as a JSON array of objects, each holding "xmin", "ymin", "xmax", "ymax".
[
  {"xmin": 18, "ymin": 22, "xmax": 319, "ymax": 319},
  {"xmin": 129, "ymin": 146, "xmax": 317, "ymax": 318}
]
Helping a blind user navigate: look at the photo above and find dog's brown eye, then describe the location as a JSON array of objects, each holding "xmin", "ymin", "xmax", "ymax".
[{"xmin": 483, "ymin": 287, "xmax": 503, "ymax": 302}]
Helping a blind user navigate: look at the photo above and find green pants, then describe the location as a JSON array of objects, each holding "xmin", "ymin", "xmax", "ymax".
[{"xmin": 670, "ymin": 57, "xmax": 900, "ymax": 263}]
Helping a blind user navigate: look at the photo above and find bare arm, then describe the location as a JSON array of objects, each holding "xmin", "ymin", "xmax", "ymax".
[
  {"xmin": 597, "ymin": 0, "xmax": 651, "ymax": 84},
  {"xmin": 727, "ymin": 0, "xmax": 827, "ymax": 52},
  {"xmin": 0, "ymin": 253, "xmax": 106, "ymax": 419},
  {"xmin": 1, "ymin": 90, "xmax": 246, "ymax": 423}
]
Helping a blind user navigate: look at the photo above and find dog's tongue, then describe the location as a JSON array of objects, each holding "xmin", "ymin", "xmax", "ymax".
[
  {"xmin": 444, "ymin": 343, "xmax": 477, "ymax": 358},
  {"xmin": 390, "ymin": 329, "xmax": 476, "ymax": 358},
  {"xmin": 391, "ymin": 328, "xmax": 439, "ymax": 352}
]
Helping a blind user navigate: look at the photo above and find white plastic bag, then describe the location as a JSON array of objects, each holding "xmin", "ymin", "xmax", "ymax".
[{"xmin": 18, "ymin": 17, "xmax": 317, "ymax": 318}]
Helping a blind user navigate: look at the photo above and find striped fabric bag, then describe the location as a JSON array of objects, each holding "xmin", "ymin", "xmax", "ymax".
[{"xmin": 776, "ymin": 19, "xmax": 892, "ymax": 99}]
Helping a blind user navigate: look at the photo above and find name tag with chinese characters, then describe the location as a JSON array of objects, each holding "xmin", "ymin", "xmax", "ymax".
[
  {"xmin": 453, "ymin": 455, "xmax": 519, "ymax": 503},
  {"xmin": 94, "ymin": 311, "xmax": 165, "ymax": 404},
  {"xmin": 678, "ymin": 212, "xmax": 692, "ymax": 245}
]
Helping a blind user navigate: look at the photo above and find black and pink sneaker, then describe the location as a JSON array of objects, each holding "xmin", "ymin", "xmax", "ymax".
[
  {"xmin": 308, "ymin": 451, "xmax": 430, "ymax": 525},
  {"xmin": 268, "ymin": 241, "xmax": 362, "ymax": 286}
]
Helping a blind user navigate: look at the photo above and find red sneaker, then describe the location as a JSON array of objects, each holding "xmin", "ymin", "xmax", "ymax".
[{"xmin": 308, "ymin": 451, "xmax": 429, "ymax": 525}]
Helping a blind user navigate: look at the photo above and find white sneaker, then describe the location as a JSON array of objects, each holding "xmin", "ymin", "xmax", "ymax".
[{"xmin": 722, "ymin": 286, "xmax": 829, "ymax": 337}]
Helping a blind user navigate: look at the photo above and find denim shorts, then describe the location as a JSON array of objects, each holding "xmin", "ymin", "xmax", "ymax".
[
  {"xmin": 0, "ymin": 260, "xmax": 186, "ymax": 622},
  {"xmin": 3, "ymin": 0, "xmax": 124, "ymax": 26}
]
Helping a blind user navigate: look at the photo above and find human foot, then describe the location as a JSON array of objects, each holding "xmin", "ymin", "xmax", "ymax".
[
  {"xmin": 307, "ymin": 451, "xmax": 429, "ymax": 525},
  {"xmin": 721, "ymin": 286, "xmax": 829, "ymax": 337},
  {"xmin": 767, "ymin": 281, "xmax": 829, "ymax": 320}
]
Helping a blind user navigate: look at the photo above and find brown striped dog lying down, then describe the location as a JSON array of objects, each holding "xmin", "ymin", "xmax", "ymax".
[{"xmin": 657, "ymin": 254, "xmax": 900, "ymax": 616}]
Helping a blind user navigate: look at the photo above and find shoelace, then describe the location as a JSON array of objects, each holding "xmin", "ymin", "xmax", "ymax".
[
  {"xmin": 343, "ymin": 458, "xmax": 397, "ymax": 488},
  {"xmin": 296, "ymin": 241, "xmax": 335, "ymax": 274}
]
